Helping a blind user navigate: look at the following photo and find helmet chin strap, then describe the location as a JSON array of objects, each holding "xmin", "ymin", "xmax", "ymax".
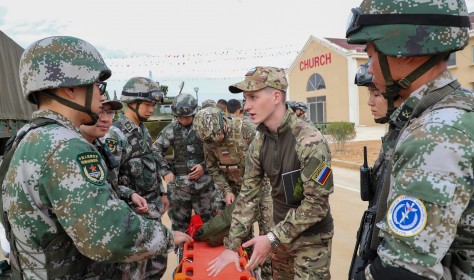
[
  {"xmin": 43, "ymin": 85, "xmax": 99, "ymax": 125},
  {"xmin": 127, "ymin": 101, "xmax": 147, "ymax": 122},
  {"xmin": 377, "ymin": 52, "xmax": 447, "ymax": 123}
]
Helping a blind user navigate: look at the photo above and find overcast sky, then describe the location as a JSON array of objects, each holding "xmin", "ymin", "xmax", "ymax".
[{"xmin": 1, "ymin": 0, "xmax": 473, "ymax": 103}]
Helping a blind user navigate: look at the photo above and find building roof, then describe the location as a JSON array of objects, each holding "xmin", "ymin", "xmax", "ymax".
[{"xmin": 325, "ymin": 38, "xmax": 365, "ymax": 53}]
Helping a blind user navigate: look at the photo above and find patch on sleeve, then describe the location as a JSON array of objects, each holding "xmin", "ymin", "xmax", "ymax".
[
  {"xmin": 310, "ymin": 162, "xmax": 332, "ymax": 186},
  {"xmin": 387, "ymin": 195, "xmax": 427, "ymax": 237},
  {"xmin": 76, "ymin": 152, "xmax": 106, "ymax": 185},
  {"xmin": 105, "ymin": 138, "xmax": 118, "ymax": 153}
]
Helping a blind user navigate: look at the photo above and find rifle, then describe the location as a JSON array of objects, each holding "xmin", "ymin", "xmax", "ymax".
[{"xmin": 348, "ymin": 146, "xmax": 376, "ymax": 280}]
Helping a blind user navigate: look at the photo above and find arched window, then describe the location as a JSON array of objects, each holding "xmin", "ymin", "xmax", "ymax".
[{"xmin": 306, "ymin": 73, "xmax": 326, "ymax": 91}]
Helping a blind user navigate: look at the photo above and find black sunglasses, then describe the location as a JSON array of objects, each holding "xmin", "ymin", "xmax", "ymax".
[{"xmin": 96, "ymin": 81, "xmax": 107, "ymax": 95}]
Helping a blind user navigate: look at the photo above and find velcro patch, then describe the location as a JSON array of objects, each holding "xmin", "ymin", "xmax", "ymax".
[
  {"xmin": 76, "ymin": 152, "xmax": 106, "ymax": 185},
  {"xmin": 105, "ymin": 138, "xmax": 118, "ymax": 153},
  {"xmin": 387, "ymin": 195, "xmax": 427, "ymax": 237},
  {"xmin": 222, "ymin": 151, "xmax": 230, "ymax": 157},
  {"xmin": 311, "ymin": 162, "xmax": 332, "ymax": 186},
  {"xmin": 245, "ymin": 68, "xmax": 256, "ymax": 76}
]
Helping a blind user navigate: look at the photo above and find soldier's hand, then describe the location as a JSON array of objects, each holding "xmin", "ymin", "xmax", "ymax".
[
  {"xmin": 130, "ymin": 193, "xmax": 148, "ymax": 214},
  {"xmin": 243, "ymin": 235, "xmax": 271, "ymax": 270},
  {"xmin": 207, "ymin": 248, "xmax": 240, "ymax": 277},
  {"xmin": 164, "ymin": 172, "xmax": 175, "ymax": 184},
  {"xmin": 188, "ymin": 164, "xmax": 204, "ymax": 180},
  {"xmin": 225, "ymin": 193, "xmax": 235, "ymax": 205},
  {"xmin": 172, "ymin": 231, "xmax": 192, "ymax": 245}
]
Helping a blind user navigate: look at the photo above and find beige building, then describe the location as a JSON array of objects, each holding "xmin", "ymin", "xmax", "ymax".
[{"xmin": 287, "ymin": 29, "xmax": 474, "ymax": 126}]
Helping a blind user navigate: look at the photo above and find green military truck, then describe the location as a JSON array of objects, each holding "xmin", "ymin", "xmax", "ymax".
[{"xmin": 0, "ymin": 31, "xmax": 35, "ymax": 157}]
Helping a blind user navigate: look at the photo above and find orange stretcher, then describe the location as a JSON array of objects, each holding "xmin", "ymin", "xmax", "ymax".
[{"xmin": 173, "ymin": 215, "xmax": 258, "ymax": 280}]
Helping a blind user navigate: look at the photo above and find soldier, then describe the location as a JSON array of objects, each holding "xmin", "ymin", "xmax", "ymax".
[
  {"xmin": 208, "ymin": 66, "xmax": 334, "ymax": 279},
  {"xmin": 193, "ymin": 107, "xmax": 273, "ymax": 279},
  {"xmin": 201, "ymin": 99, "xmax": 216, "ymax": 109},
  {"xmin": 216, "ymin": 99, "xmax": 228, "ymax": 115},
  {"xmin": 226, "ymin": 99, "xmax": 244, "ymax": 118},
  {"xmin": 0, "ymin": 36, "xmax": 191, "ymax": 279},
  {"xmin": 152, "ymin": 93, "xmax": 217, "ymax": 232},
  {"xmin": 112, "ymin": 77, "xmax": 170, "ymax": 279},
  {"xmin": 346, "ymin": 0, "xmax": 473, "ymax": 279},
  {"xmin": 293, "ymin": 102, "xmax": 312, "ymax": 124},
  {"xmin": 80, "ymin": 95, "xmax": 148, "ymax": 214},
  {"xmin": 349, "ymin": 60, "xmax": 403, "ymax": 279}
]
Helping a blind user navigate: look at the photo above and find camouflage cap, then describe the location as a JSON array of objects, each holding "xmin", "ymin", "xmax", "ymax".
[
  {"xmin": 229, "ymin": 66, "xmax": 288, "ymax": 93},
  {"xmin": 346, "ymin": 0, "xmax": 470, "ymax": 57},
  {"xmin": 354, "ymin": 59, "xmax": 374, "ymax": 88},
  {"xmin": 193, "ymin": 107, "xmax": 224, "ymax": 143},
  {"xmin": 19, "ymin": 36, "xmax": 111, "ymax": 104},
  {"xmin": 172, "ymin": 93, "xmax": 198, "ymax": 116},
  {"xmin": 201, "ymin": 99, "xmax": 216, "ymax": 109},
  {"xmin": 121, "ymin": 77, "xmax": 164, "ymax": 104}
]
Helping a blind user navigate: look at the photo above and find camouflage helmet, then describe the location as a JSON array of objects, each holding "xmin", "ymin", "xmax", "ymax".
[
  {"xmin": 354, "ymin": 59, "xmax": 374, "ymax": 87},
  {"xmin": 294, "ymin": 102, "xmax": 308, "ymax": 112},
  {"xmin": 19, "ymin": 36, "xmax": 111, "ymax": 104},
  {"xmin": 286, "ymin": 100, "xmax": 297, "ymax": 111},
  {"xmin": 121, "ymin": 77, "xmax": 164, "ymax": 104},
  {"xmin": 171, "ymin": 93, "xmax": 198, "ymax": 116},
  {"xmin": 193, "ymin": 107, "xmax": 225, "ymax": 143},
  {"xmin": 346, "ymin": 0, "xmax": 470, "ymax": 57},
  {"xmin": 201, "ymin": 99, "xmax": 216, "ymax": 109}
]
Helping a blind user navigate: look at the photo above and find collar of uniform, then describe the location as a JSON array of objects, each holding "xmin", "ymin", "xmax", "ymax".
[
  {"xmin": 256, "ymin": 107, "xmax": 295, "ymax": 137},
  {"xmin": 390, "ymin": 70, "xmax": 457, "ymax": 128},
  {"xmin": 116, "ymin": 114, "xmax": 141, "ymax": 133},
  {"xmin": 32, "ymin": 109, "xmax": 81, "ymax": 134}
]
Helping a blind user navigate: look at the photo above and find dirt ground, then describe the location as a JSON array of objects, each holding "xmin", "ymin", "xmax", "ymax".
[{"xmin": 329, "ymin": 140, "xmax": 382, "ymax": 166}]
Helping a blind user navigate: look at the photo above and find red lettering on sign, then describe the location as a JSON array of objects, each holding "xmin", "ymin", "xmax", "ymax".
[{"xmin": 299, "ymin": 53, "xmax": 332, "ymax": 71}]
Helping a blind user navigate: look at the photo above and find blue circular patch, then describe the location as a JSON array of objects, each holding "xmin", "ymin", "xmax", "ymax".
[{"xmin": 387, "ymin": 195, "xmax": 427, "ymax": 237}]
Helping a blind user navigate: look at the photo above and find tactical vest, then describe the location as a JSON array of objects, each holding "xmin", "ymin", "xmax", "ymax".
[
  {"xmin": 215, "ymin": 120, "xmax": 245, "ymax": 184},
  {"xmin": 116, "ymin": 120, "xmax": 158, "ymax": 194},
  {"xmin": 172, "ymin": 124, "xmax": 204, "ymax": 176},
  {"xmin": 0, "ymin": 118, "xmax": 119, "ymax": 280}
]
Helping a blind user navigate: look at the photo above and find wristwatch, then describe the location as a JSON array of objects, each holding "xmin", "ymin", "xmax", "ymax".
[
  {"xmin": 159, "ymin": 192, "xmax": 167, "ymax": 196},
  {"xmin": 266, "ymin": 232, "xmax": 280, "ymax": 248}
]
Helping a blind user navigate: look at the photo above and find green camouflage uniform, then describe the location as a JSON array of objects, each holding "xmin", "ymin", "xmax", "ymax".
[
  {"xmin": 373, "ymin": 72, "xmax": 474, "ymax": 280},
  {"xmin": 2, "ymin": 110, "xmax": 174, "ymax": 279},
  {"xmin": 1, "ymin": 35, "xmax": 175, "ymax": 280},
  {"xmin": 152, "ymin": 119, "xmax": 216, "ymax": 232},
  {"xmin": 346, "ymin": 0, "xmax": 473, "ymax": 279},
  {"xmin": 225, "ymin": 109, "xmax": 334, "ymax": 280},
  {"xmin": 111, "ymin": 113, "xmax": 168, "ymax": 279}
]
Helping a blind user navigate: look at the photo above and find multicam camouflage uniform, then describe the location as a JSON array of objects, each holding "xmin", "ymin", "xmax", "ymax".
[
  {"xmin": 225, "ymin": 109, "xmax": 334, "ymax": 280},
  {"xmin": 201, "ymin": 99, "xmax": 216, "ymax": 109},
  {"xmin": 346, "ymin": 1, "xmax": 473, "ymax": 279},
  {"xmin": 152, "ymin": 118, "xmax": 216, "ymax": 232},
  {"xmin": 226, "ymin": 66, "xmax": 334, "ymax": 280},
  {"xmin": 194, "ymin": 107, "xmax": 273, "ymax": 279},
  {"xmin": 112, "ymin": 77, "xmax": 168, "ymax": 279}
]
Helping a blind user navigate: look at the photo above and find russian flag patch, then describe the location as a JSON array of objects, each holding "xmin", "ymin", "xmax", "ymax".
[
  {"xmin": 245, "ymin": 68, "xmax": 256, "ymax": 76},
  {"xmin": 222, "ymin": 151, "xmax": 230, "ymax": 157},
  {"xmin": 311, "ymin": 162, "xmax": 332, "ymax": 186}
]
